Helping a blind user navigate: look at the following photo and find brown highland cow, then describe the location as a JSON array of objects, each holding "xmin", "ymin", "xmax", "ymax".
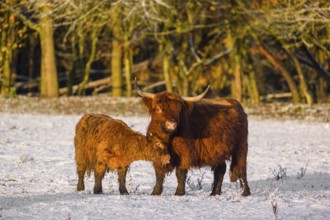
[
  {"xmin": 74, "ymin": 113, "xmax": 170, "ymax": 194},
  {"xmin": 137, "ymin": 83, "xmax": 251, "ymax": 196}
]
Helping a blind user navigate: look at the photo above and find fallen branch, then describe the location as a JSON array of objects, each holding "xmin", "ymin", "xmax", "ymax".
[
  {"xmin": 260, "ymin": 92, "xmax": 292, "ymax": 101},
  {"xmin": 59, "ymin": 77, "xmax": 111, "ymax": 95}
]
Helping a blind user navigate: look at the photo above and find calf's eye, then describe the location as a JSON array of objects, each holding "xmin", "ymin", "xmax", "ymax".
[{"xmin": 155, "ymin": 142, "xmax": 164, "ymax": 150}]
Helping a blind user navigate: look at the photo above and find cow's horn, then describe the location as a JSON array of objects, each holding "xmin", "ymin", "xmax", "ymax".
[
  {"xmin": 181, "ymin": 85, "xmax": 210, "ymax": 102},
  {"xmin": 135, "ymin": 77, "xmax": 156, "ymax": 99}
]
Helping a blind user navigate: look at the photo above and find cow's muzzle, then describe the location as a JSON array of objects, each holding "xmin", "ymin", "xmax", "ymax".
[{"xmin": 165, "ymin": 120, "xmax": 177, "ymax": 131}]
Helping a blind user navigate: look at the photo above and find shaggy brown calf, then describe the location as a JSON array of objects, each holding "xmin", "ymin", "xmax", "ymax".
[
  {"xmin": 137, "ymin": 85, "xmax": 251, "ymax": 196},
  {"xmin": 74, "ymin": 113, "xmax": 170, "ymax": 194}
]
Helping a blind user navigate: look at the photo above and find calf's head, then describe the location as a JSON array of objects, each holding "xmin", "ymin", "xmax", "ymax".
[{"xmin": 147, "ymin": 135, "xmax": 170, "ymax": 166}]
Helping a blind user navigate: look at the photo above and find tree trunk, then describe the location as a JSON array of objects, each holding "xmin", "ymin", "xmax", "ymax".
[
  {"xmin": 110, "ymin": 7, "xmax": 123, "ymax": 97},
  {"xmin": 111, "ymin": 39, "xmax": 123, "ymax": 97},
  {"xmin": 39, "ymin": 7, "xmax": 58, "ymax": 98},
  {"xmin": 233, "ymin": 53, "xmax": 242, "ymax": 102},
  {"xmin": 289, "ymin": 51, "xmax": 314, "ymax": 104},
  {"xmin": 0, "ymin": 6, "xmax": 13, "ymax": 96},
  {"xmin": 226, "ymin": 28, "xmax": 242, "ymax": 101},
  {"xmin": 248, "ymin": 69, "xmax": 260, "ymax": 105},
  {"xmin": 316, "ymin": 78, "xmax": 328, "ymax": 103},
  {"xmin": 124, "ymin": 36, "xmax": 132, "ymax": 97},
  {"xmin": 176, "ymin": 57, "xmax": 189, "ymax": 96},
  {"xmin": 161, "ymin": 41, "xmax": 173, "ymax": 92},
  {"xmin": 66, "ymin": 34, "xmax": 76, "ymax": 96},
  {"xmin": 1, "ymin": 55, "xmax": 11, "ymax": 96},
  {"xmin": 258, "ymin": 45, "xmax": 301, "ymax": 104},
  {"xmin": 28, "ymin": 34, "xmax": 37, "ymax": 94},
  {"xmin": 78, "ymin": 28, "xmax": 98, "ymax": 95}
]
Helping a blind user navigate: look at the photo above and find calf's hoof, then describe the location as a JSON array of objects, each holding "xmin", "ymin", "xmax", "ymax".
[
  {"xmin": 77, "ymin": 185, "xmax": 84, "ymax": 192},
  {"xmin": 94, "ymin": 187, "xmax": 103, "ymax": 194}
]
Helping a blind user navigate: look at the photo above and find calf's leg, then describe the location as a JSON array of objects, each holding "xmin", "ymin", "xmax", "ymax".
[
  {"xmin": 76, "ymin": 169, "xmax": 85, "ymax": 191},
  {"xmin": 75, "ymin": 151, "xmax": 86, "ymax": 191},
  {"xmin": 175, "ymin": 168, "xmax": 187, "ymax": 196},
  {"xmin": 94, "ymin": 172, "xmax": 105, "ymax": 194},
  {"xmin": 151, "ymin": 168, "xmax": 166, "ymax": 195},
  {"xmin": 210, "ymin": 162, "xmax": 226, "ymax": 196},
  {"xmin": 94, "ymin": 162, "xmax": 107, "ymax": 194},
  {"xmin": 118, "ymin": 167, "xmax": 129, "ymax": 195}
]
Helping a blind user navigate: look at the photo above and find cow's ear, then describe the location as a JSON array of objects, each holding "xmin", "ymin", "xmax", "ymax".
[{"xmin": 142, "ymin": 97, "xmax": 153, "ymax": 112}]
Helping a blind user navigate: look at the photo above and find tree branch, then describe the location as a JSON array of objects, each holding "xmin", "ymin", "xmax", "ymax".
[
  {"xmin": 301, "ymin": 44, "xmax": 330, "ymax": 77},
  {"xmin": 294, "ymin": 52, "xmax": 314, "ymax": 68},
  {"xmin": 0, "ymin": 2, "xmax": 40, "ymax": 32}
]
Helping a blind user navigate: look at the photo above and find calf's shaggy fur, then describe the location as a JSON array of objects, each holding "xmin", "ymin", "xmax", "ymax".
[{"xmin": 74, "ymin": 114, "xmax": 170, "ymax": 194}]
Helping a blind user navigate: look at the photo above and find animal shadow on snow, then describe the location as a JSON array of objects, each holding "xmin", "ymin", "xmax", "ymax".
[
  {"xmin": 0, "ymin": 193, "xmax": 98, "ymax": 210},
  {"xmin": 246, "ymin": 172, "xmax": 330, "ymax": 194},
  {"xmin": 0, "ymin": 173, "xmax": 328, "ymax": 211},
  {"xmin": 184, "ymin": 172, "xmax": 329, "ymax": 195}
]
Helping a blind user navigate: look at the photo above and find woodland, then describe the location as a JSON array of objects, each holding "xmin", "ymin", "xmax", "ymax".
[{"xmin": 0, "ymin": 0, "xmax": 329, "ymax": 105}]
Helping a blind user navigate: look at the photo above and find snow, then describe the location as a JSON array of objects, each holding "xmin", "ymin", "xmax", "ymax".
[{"xmin": 0, "ymin": 113, "xmax": 329, "ymax": 220}]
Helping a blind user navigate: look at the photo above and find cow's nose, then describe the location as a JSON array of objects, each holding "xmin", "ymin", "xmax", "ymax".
[{"xmin": 165, "ymin": 120, "xmax": 177, "ymax": 131}]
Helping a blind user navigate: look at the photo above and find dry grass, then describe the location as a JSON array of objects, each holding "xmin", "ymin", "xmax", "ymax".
[
  {"xmin": 1, "ymin": 96, "xmax": 329, "ymax": 122},
  {"xmin": 246, "ymin": 102, "xmax": 330, "ymax": 122},
  {"xmin": 0, "ymin": 95, "xmax": 147, "ymax": 116}
]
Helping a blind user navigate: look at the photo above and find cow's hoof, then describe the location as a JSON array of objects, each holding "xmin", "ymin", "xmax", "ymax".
[
  {"xmin": 210, "ymin": 192, "xmax": 221, "ymax": 196},
  {"xmin": 119, "ymin": 189, "xmax": 129, "ymax": 195},
  {"xmin": 151, "ymin": 191, "xmax": 162, "ymax": 196},
  {"xmin": 174, "ymin": 191, "xmax": 185, "ymax": 196},
  {"xmin": 151, "ymin": 187, "xmax": 162, "ymax": 195},
  {"xmin": 242, "ymin": 190, "xmax": 251, "ymax": 196}
]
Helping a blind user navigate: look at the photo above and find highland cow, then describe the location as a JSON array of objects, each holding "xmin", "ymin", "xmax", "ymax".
[
  {"xmin": 137, "ymin": 84, "xmax": 251, "ymax": 196},
  {"xmin": 74, "ymin": 113, "xmax": 170, "ymax": 194}
]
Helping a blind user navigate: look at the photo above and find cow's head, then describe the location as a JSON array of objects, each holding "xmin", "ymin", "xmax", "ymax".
[{"xmin": 136, "ymin": 80, "xmax": 210, "ymax": 143}]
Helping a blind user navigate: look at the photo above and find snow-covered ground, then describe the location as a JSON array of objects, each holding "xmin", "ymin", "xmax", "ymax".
[{"xmin": 0, "ymin": 113, "xmax": 329, "ymax": 220}]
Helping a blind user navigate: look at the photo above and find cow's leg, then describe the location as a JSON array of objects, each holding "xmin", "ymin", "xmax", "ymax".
[
  {"xmin": 229, "ymin": 149, "xmax": 239, "ymax": 182},
  {"xmin": 230, "ymin": 140, "xmax": 251, "ymax": 196},
  {"xmin": 94, "ymin": 162, "xmax": 107, "ymax": 194},
  {"xmin": 210, "ymin": 162, "xmax": 226, "ymax": 196},
  {"xmin": 118, "ymin": 167, "xmax": 129, "ymax": 195},
  {"xmin": 175, "ymin": 168, "xmax": 187, "ymax": 196},
  {"xmin": 239, "ymin": 171, "xmax": 251, "ymax": 196},
  {"xmin": 151, "ymin": 167, "xmax": 166, "ymax": 195}
]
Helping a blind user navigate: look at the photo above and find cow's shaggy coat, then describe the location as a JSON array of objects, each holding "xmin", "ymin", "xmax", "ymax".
[{"xmin": 139, "ymin": 90, "xmax": 251, "ymax": 196}]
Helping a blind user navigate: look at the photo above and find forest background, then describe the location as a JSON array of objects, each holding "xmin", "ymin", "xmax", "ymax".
[{"xmin": 0, "ymin": 0, "xmax": 329, "ymax": 105}]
